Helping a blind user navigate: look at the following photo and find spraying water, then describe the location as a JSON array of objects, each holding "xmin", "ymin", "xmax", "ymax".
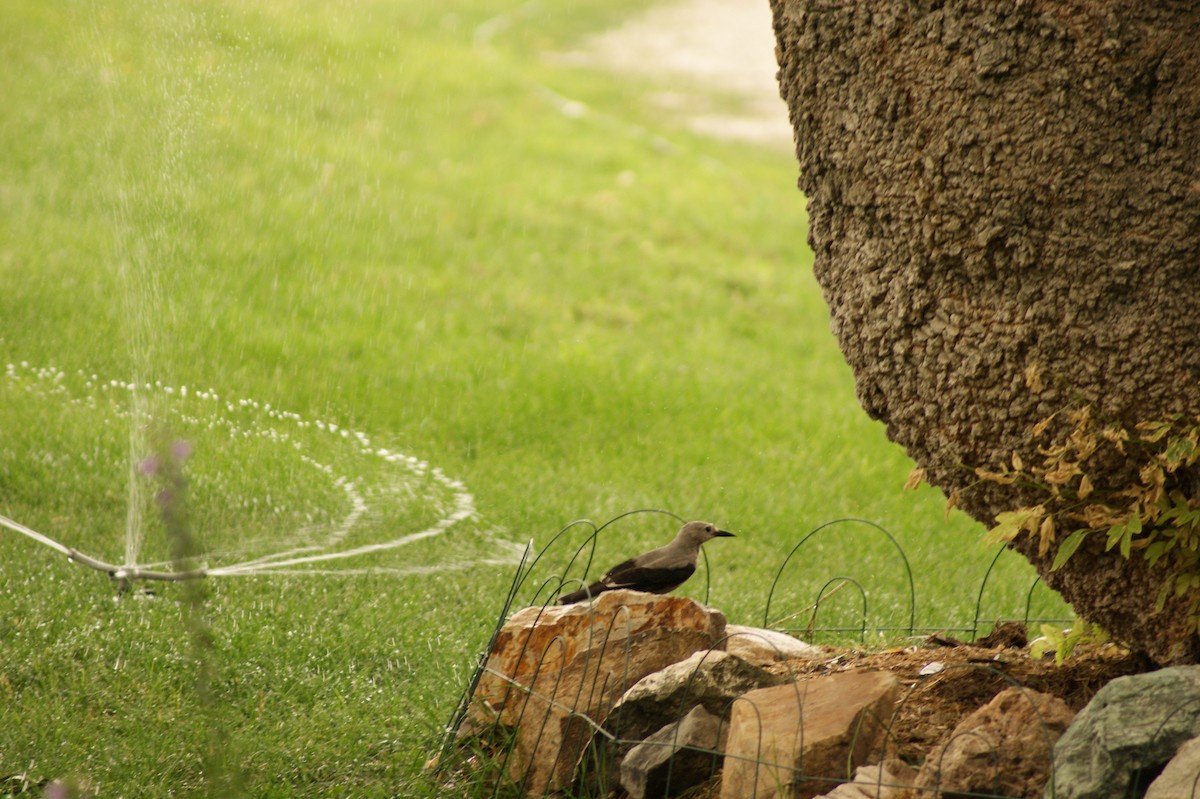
[
  {"xmin": 0, "ymin": 7, "xmax": 526, "ymax": 582},
  {"xmin": 89, "ymin": 2, "xmax": 199, "ymax": 569},
  {"xmin": 0, "ymin": 362, "xmax": 524, "ymax": 581}
]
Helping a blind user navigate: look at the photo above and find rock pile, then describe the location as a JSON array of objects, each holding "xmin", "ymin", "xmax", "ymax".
[
  {"xmin": 461, "ymin": 590, "xmax": 902, "ymax": 797},
  {"xmin": 453, "ymin": 590, "xmax": 1200, "ymax": 799},
  {"xmin": 465, "ymin": 590, "xmax": 727, "ymax": 794}
]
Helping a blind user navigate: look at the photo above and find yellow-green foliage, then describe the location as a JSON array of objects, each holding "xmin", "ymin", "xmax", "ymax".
[
  {"xmin": 1030, "ymin": 617, "xmax": 1109, "ymax": 665},
  {"xmin": 973, "ymin": 406, "xmax": 1200, "ymax": 632}
]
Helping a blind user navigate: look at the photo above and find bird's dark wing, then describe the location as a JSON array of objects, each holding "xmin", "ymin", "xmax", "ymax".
[
  {"xmin": 600, "ymin": 558, "xmax": 696, "ymax": 594},
  {"xmin": 558, "ymin": 552, "xmax": 698, "ymax": 604}
]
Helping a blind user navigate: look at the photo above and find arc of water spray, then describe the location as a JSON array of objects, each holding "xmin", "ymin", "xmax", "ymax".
[
  {"xmin": 1, "ymin": 362, "xmax": 522, "ymax": 584},
  {"xmin": 210, "ymin": 495, "xmax": 475, "ymax": 576}
]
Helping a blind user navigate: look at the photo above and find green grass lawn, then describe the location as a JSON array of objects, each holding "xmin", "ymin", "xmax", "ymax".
[{"xmin": 0, "ymin": 1, "xmax": 1067, "ymax": 796}]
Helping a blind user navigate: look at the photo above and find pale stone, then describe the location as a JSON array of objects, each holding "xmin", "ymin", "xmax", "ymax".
[
  {"xmin": 720, "ymin": 670, "xmax": 900, "ymax": 799},
  {"xmin": 914, "ymin": 687, "xmax": 1073, "ymax": 799},
  {"xmin": 609, "ymin": 649, "xmax": 786, "ymax": 744},
  {"xmin": 812, "ymin": 760, "xmax": 916, "ymax": 799},
  {"xmin": 466, "ymin": 590, "xmax": 726, "ymax": 795},
  {"xmin": 723, "ymin": 624, "xmax": 824, "ymax": 665},
  {"xmin": 620, "ymin": 705, "xmax": 728, "ymax": 799},
  {"xmin": 1145, "ymin": 735, "xmax": 1200, "ymax": 799}
]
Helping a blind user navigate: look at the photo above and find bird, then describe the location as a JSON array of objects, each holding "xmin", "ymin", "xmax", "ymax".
[{"xmin": 558, "ymin": 520, "xmax": 735, "ymax": 604}]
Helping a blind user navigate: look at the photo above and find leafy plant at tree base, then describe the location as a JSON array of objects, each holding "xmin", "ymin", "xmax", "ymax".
[
  {"xmin": 911, "ymin": 405, "xmax": 1200, "ymax": 646},
  {"xmin": 1030, "ymin": 617, "xmax": 1110, "ymax": 666}
]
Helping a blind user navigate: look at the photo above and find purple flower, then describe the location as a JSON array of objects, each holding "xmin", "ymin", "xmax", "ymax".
[
  {"xmin": 171, "ymin": 439, "xmax": 193, "ymax": 462},
  {"xmin": 43, "ymin": 781, "xmax": 74, "ymax": 799}
]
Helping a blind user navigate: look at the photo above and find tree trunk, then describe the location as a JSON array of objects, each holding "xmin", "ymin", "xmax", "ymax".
[{"xmin": 771, "ymin": 0, "xmax": 1200, "ymax": 663}]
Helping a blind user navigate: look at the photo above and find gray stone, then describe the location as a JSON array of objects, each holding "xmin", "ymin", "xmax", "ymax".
[
  {"xmin": 608, "ymin": 649, "xmax": 786, "ymax": 744},
  {"xmin": 620, "ymin": 706, "xmax": 727, "ymax": 799},
  {"xmin": 1146, "ymin": 735, "xmax": 1200, "ymax": 799},
  {"xmin": 1048, "ymin": 666, "xmax": 1200, "ymax": 799}
]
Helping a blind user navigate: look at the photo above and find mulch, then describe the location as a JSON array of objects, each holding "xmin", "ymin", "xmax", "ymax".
[{"xmin": 767, "ymin": 621, "xmax": 1150, "ymax": 764}]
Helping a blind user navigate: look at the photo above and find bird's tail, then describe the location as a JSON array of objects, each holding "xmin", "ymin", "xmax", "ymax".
[{"xmin": 558, "ymin": 581, "xmax": 606, "ymax": 605}]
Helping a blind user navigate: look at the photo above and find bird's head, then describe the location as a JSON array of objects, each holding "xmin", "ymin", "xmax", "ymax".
[{"xmin": 677, "ymin": 520, "xmax": 735, "ymax": 545}]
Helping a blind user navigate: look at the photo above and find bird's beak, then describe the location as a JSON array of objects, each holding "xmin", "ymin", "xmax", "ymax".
[{"xmin": 714, "ymin": 529, "xmax": 735, "ymax": 537}]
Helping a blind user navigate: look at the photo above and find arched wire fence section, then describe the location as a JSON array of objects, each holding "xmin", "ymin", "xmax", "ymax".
[
  {"xmin": 436, "ymin": 511, "xmax": 1112, "ymax": 799},
  {"xmin": 762, "ymin": 518, "xmax": 916, "ymax": 642},
  {"xmin": 972, "ymin": 545, "xmax": 1067, "ymax": 641}
]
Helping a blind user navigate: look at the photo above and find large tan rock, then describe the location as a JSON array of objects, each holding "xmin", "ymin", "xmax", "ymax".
[
  {"xmin": 913, "ymin": 687, "xmax": 1073, "ymax": 799},
  {"xmin": 720, "ymin": 671, "xmax": 900, "ymax": 799},
  {"xmin": 467, "ymin": 590, "xmax": 726, "ymax": 795}
]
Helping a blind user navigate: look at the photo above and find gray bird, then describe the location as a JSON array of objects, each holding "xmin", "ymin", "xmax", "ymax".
[{"xmin": 558, "ymin": 520, "xmax": 734, "ymax": 604}]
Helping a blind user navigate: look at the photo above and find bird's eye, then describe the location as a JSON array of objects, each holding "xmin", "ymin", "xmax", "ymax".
[{"xmin": 706, "ymin": 525, "xmax": 714, "ymax": 532}]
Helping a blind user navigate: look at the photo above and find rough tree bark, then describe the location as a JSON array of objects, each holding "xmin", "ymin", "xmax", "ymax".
[{"xmin": 770, "ymin": 0, "xmax": 1200, "ymax": 663}]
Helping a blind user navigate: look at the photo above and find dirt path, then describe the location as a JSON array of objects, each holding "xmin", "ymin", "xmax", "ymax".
[{"xmin": 561, "ymin": 0, "xmax": 793, "ymax": 150}]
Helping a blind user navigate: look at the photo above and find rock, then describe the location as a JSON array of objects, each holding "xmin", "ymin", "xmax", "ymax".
[
  {"xmin": 1048, "ymin": 666, "xmax": 1200, "ymax": 799},
  {"xmin": 813, "ymin": 760, "xmax": 916, "ymax": 799},
  {"xmin": 720, "ymin": 670, "xmax": 900, "ymax": 799},
  {"xmin": 724, "ymin": 624, "xmax": 824, "ymax": 664},
  {"xmin": 620, "ymin": 706, "xmax": 728, "ymax": 799},
  {"xmin": 465, "ymin": 590, "xmax": 726, "ymax": 796},
  {"xmin": 913, "ymin": 687, "xmax": 1073, "ymax": 799},
  {"xmin": 1146, "ymin": 735, "xmax": 1200, "ymax": 799},
  {"xmin": 609, "ymin": 649, "xmax": 787, "ymax": 744}
]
